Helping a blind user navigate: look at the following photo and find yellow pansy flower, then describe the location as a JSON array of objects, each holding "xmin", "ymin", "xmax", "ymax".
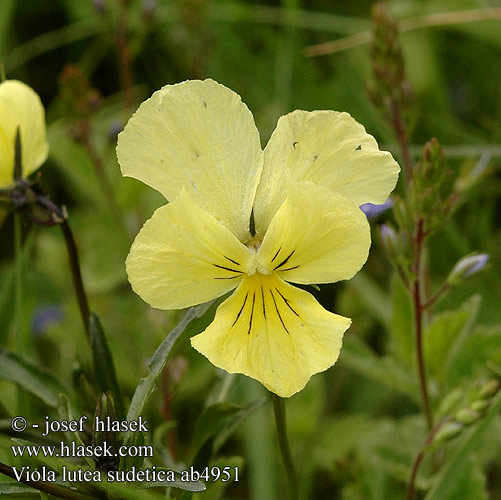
[
  {"xmin": 0, "ymin": 80, "xmax": 48, "ymax": 188},
  {"xmin": 118, "ymin": 79, "xmax": 399, "ymax": 398}
]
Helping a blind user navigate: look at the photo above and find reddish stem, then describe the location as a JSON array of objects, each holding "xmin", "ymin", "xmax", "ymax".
[
  {"xmin": 422, "ymin": 282, "xmax": 450, "ymax": 310},
  {"xmin": 413, "ymin": 219, "xmax": 433, "ymax": 430},
  {"xmin": 406, "ymin": 421, "xmax": 443, "ymax": 500}
]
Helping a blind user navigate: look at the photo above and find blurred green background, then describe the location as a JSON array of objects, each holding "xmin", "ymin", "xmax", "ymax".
[{"xmin": 1, "ymin": 1, "xmax": 501, "ymax": 499}]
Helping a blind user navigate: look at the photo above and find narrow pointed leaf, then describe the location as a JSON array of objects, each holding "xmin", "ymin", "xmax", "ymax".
[
  {"xmin": 89, "ymin": 312, "xmax": 124, "ymax": 420},
  {"xmin": 0, "ymin": 349, "xmax": 77, "ymax": 411}
]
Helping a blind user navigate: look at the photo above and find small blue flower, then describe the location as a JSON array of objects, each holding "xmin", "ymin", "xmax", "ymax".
[
  {"xmin": 31, "ymin": 304, "xmax": 64, "ymax": 337},
  {"xmin": 360, "ymin": 199, "xmax": 394, "ymax": 219}
]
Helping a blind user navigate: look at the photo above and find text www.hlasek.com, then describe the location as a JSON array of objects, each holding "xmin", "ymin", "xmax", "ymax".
[{"xmin": 11, "ymin": 441, "xmax": 153, "ymax": 459}]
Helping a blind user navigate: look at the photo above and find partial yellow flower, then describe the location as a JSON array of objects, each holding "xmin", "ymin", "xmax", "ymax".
[
  {"xmin": 118, "ymin": 79, "xmax": 399, "ymax": 398},
  {"xmin": 0, "ymin": 80, "xmax": 48, "ymax": 188}
]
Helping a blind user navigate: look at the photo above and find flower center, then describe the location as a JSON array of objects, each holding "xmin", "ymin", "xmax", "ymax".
[{"xmin": 244, "ymin": 240, "xmax": 273, "ymax": 276}]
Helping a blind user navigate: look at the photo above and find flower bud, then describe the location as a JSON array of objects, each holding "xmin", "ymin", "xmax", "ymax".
[
  {"xmin": 478, "ymin": 379, "xmax": 500, "ymax": 399},
  {"xmin": 379, "ymin": 223, "xmax": 400, "ymax": 257},
  {"xmin": 470, "ymin": 399, "xmax": 490, "ymax": 413},
  {"xmin": 93, "ymin": 391, "xmax": 119, "ymax": 472},
  {"xmin": 455, "ymin": 408, "xmax": 481, "ymax": 425},
  {"xmin": 433, "ymin": 421, "xmax": 463, "ymax": 444},
  {"xmin": 436, "ymin": 387, "xmax": 464, "ymax": 419},
  {"xmin": 447, "ymin": 254, "xmax": 489, "ymax": 286}
]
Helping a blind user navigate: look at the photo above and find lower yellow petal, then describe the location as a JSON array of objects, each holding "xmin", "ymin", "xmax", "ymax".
[
  {"xmin": 191, "ymin": 273, "xmax": 350, "ymax": 397},
  {"xmin": 126, "ymin": 190, "xmax": 253, "ymax": 309}
]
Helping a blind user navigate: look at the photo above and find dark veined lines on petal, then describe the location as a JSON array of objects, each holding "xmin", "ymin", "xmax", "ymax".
[
  {"xmin": 223, "ymin": 255, "xmax": 240, "ymax": 266},
  {"xmin": 269, "ymin": 289, "xmax": 290, "ymax": 335},
  {"xmin": 271, "ymin": 246, "xmax": 282, "ymax": 263},
  {"xmin": 232, "ymin": 292, "xmax": 249, "ymax": 327},
  {"xmin": 275, "ymin": 288, "xmax": 300, "ymax": 317},
  {"xmin": 278, "ymin": 265, "xmax": 300, "ymax": 272},
  {"xmin": 273, "ymin": 249, "xmax": 296, "ymax": 271},
  {"xmin": 248, "ymin": 293, "xmax": 256, "ymax": 335},
  {"xmin": 213, "ymin": 261, "xmax": 243, "ymax": 280},
  {"xmin": 213, "ymin": 263, "xmax": 240, "ymax": 273},
  {"xmin": 231, "ymin": 284, "xmax": 297, "ymax": 336}
]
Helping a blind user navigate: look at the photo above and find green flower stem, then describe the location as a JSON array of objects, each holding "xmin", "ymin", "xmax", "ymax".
[
  {"xmin": 0, "ymin": 462, "xmax": 96, "ymax": 500},
  {"xmin": 273, "ymin": 394, "xmax": 298, "ymax": 500},
  {"xmin": 14, "ymin": 214, "xmax": 28, "ymax": 414},
  {"xmin": 413, "ymin": 218, "xmax": 433, "ymax": 430},
  {"xmin": 60, "ymin": 218, "xmax": 90, "ymax": 337},
  {"xmin": 14, "ymin": 214, "xmax": 26, "ymax": 352}
]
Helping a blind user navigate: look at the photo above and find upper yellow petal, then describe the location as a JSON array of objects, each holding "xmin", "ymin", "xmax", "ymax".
[
  {"xmin": 126, "ymin": 190, "xmax": 254, "ymax": 310},
  {"xmin": 253, "ymin": 110, "xmax": 399, "ymax": 236},
  {"xmin": 191, "ymin": 273, "xmax": 350, "ymax": 398},
  {"xmin": 0, "ymin": 80, "xmax": 48, "ymax": 188},
  {"xmin": 117, "ymin": 79, "xmax": 263, "ymax": 243},
  {"xmin": 255, "ymin": 182, "xmax": 371, "ymax": 285}
]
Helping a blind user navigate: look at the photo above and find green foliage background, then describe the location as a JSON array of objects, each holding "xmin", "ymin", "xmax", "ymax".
[{"xmin": 0, "ymin": 0, "xmax": 500, "ymax": 499}]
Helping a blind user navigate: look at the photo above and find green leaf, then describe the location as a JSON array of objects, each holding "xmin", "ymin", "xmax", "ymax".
[
  {"xmin": 134, "ymin": 468, "xmax": 206, "ymax": 492},
  {"xmin": 191, "ymin": 403, "xmax": 242, "ymax": 456},
  {"xmin": 188, "ymin": 399, "xmax": 265, "ymax": 493},
  {"xmin": 120, "ymin": 425, "xmax": 147, "ymax": 473},
  {"xmin": 424, "ymin": 390, "xmax": 501, "ymax": 500},
  {"xmin": 389, "ymin": 273, "xmax": 413, "ymax": 365},
  {"xmin": 57, "ymin": 394, "xmax": 94, "ymax": 469},
  {"xmin": 439, "ymin": 459, "xmax": 488, "ymax": 500},
  {"xmin": 124, "ymin": 301, "xmax": 216, "ymax": 447},
  {"xmin": 0, "ymin": 349, "xmax": 77, "ymax": 411},
  {"xmin": 0, "ymin": 482, "xmax": 38, "ymax": 496},
  {"xmin": 0, "ymin": 231, "xmax": 35, "ymax": 345},
  {"xmin": 89, "ymin": 312, "xmax": 124, "ymax": 420},
  {"xmin": 341, "ymin": 336, "xmax": 418, "ymax": 400},
  {"xmin": 446, "ymin": 325, "xmax": 501, "ymax": 388},
  {"xmin": 213, "ymin": 397, "xmax": 266, "ymax": 452},
  {"xmin": 424, "ymin": 295, "xmax": 481, "ymax": 383},
  {"xmin": 350, "ymin": 272, "xmax": 391, "ymax": 327}
]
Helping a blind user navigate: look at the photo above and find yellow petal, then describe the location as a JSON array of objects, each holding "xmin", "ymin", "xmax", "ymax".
[
  {"xmin": 191, "ymin": 273, "xmax": 350, "ymax": 398},
  {"xmin": 126, "ymin": 190, "xmax": 254, "ymax": 310},
  {"xmin": 0, "ymin": 80, "xmax": 48, "ymax": 188},
  {"xmin": 255, "ymin": 182, "xmax": 370, "ymax": 285},
  {"xmin": 253, "ymin": 110, "xmax": 399, "ymax": 236},
  {"xmin": 117, "ymin": 79, "xmax": 263, "ymax": 243}
]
